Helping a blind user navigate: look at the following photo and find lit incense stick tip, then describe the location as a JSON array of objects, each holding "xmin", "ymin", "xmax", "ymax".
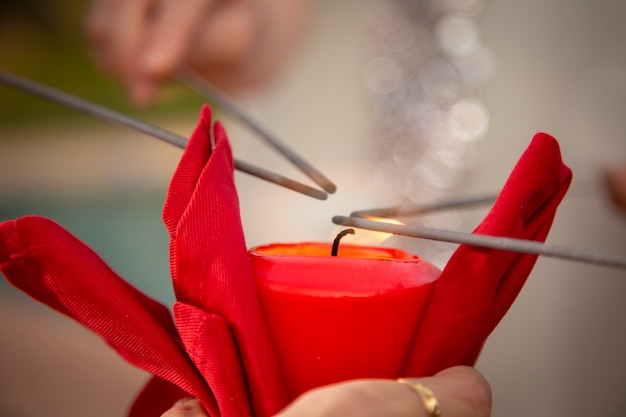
[{"xmin": 332, "ymin": 215, "xmax": 626, "ymax": 270}]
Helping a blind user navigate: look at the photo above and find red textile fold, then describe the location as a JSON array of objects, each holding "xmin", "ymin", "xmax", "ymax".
[
  {"xmin": 403, "ymin": 132, "xmax": 572, "ymax": 376},
  {"xmin": 173, "ymin": 302, "xmax": 250, "ymax": 417},
  {"xmin": 0, "ymin": 105, "xmax": 286, "ymax": 417},
  {"xmin": 0, "ymin": 216, "xmax": 219, "ymax": 416},
  {"xmin": 162, "ymin": 106, "xmax": 287, "ymax": 417}
]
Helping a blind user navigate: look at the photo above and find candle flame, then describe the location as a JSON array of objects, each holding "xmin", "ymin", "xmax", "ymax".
[{"xmin": 332, "ymin": 217, "xmax": 403, "ymax": 246}]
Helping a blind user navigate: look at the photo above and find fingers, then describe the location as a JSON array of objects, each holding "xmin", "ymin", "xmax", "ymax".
[
  {"xmin": 161, "ymin": 398, "xmax": 208, "ymax": 417},
  {"xmin": 85, "ymin": 0, "xmax": 216, "ymax": 105},
  {"xmin": 139, "ymin": 0, "xmax": 215, "ymax": 97},
  {"xmin": 605, "ymin": 163, "xmax": 626, "ymax": 213},
  {"xmin": 275, "ymin": 366, "xmax": 491, "ymax": 417},
  {"xmin": 419, "ymin": 366, "xmax": 492, "ymax": 417},
  {"xmin": 85, "ymin": 0, "xmax": 152, "ymax": 99},
  {"xmin": 156, "ymin": 367, "xmax": 491, "ymax": 417},
  {"xmin": 85, "ymin": 0, "xmax": 312, "ymax": 104},
  {"xmin": 188, "ymin": 0, "xmax": 312, "ymax": 91}
]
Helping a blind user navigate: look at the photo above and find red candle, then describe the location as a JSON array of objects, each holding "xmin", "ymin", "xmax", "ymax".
[{"xmin": 249, "ymin": 241, "xmax": 440, "ymax": 400}]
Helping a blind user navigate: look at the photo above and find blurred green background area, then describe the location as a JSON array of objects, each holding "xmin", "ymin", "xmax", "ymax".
[
  {"xmin": 0, "ymin": 192, "xmax": 175, "ymax": 304},
  {"xmin": 0, "ymin": 0, "xmax": 205, "ymax": 127}
]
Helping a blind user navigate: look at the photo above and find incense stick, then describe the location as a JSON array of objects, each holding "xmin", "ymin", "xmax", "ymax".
[
  {"xmin": 350, "ymin": 194, "xmax": 498, "ymax": 218},
  {"xmin": 177, "ymin": 66, "xmax": 337, "ymax": 194},
  {"xmin": 235, "ymin": 159, "xmax": 326, "ymax": 199},
  {"xmin": 0, "ymin": 69, "xmax": 327, "ymax": 200},
  {"xmin": 332, "ymin": 215, "xmax": 626, "ymax": 269}
]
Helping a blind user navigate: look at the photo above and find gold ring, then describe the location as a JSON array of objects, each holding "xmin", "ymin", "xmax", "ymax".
[{"xmin": 397, "ymin": 378, "xmax": 441, "ymax": 417}]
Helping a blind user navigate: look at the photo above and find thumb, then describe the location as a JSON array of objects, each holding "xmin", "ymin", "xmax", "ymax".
[{"xmin": 160, "ymin": 398, "xmax": 208, "ymax": 417}]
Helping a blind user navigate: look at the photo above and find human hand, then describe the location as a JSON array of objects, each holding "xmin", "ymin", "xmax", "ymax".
[
  {"xmin": 85, "ymin": 0, "xmax": 312, "ymax": 106},
  {"xmin": 160, "ymin": 366, "xmax": 491, "ymax": 417},
  {"xmin": 275, "ymin": 366, "xmax": 490, "ymax": 417},
  {"xmin": 606, "ymin": 163, "xmax": 626, "ymax": 214}
]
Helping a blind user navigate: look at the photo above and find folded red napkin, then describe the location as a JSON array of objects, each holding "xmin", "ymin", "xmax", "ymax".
[
  {"xmin": 0, "ymin": 106, "xmax": 286, "ymax": 417},
  {"xmin": 0, "ymin": 105, "xmax": 571, "ymax": 416},
  {"xmin": 403, "ymin": 131, "xmax": 572, "ymax": 376}
]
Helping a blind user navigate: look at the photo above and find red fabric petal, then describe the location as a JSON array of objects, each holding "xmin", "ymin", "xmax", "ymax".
[
  {"xmin": 174, "ymin": 302, "xmax": 251, "ymax": 417},
  {"xmin": 0, "ymin": 216, "xmax": 219, "ymax": 417},
  {"xmin": 404, "ymin": 133, "xmax": 572, "ymax": 376},
  {"xmin": 162, "ymin": 106, "xmax": 214, "ymax": 266},
  {"xmin": 163, "ymin": 105, "xmax": 287, "ymax": 417}
]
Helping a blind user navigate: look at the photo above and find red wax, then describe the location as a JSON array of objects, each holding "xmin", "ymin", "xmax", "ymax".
[{"xmin": 249, "ymin": 242, "xmax": 440, "ymax": 400}]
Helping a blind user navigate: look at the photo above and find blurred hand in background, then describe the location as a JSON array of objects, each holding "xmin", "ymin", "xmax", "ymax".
[
  {"xmin": 606, "ymin": 163, "xmax": 626, "ymax": 214},
  {"xmin": 85, "ymin": 0, "xmax": 312, "ymax": 106}
]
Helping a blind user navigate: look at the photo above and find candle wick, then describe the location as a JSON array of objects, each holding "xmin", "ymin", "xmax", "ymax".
[{"xmin": 332, "ymin": 229, "xmax": 355, "ymax": 256}]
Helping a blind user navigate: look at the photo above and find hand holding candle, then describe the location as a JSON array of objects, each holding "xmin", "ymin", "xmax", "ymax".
[{"xmin": 161, "ymin": 366, "xmax": 492, "ymax": 417}]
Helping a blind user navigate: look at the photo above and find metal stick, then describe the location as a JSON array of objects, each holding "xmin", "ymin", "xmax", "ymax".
[
  {"xmin": 177, "ymin": 66, "xmax": 337, "ymax": 194},
  {"xmin": 350, "ymin": 194, "xmax": 498, "ymax": 218},
  {"xmin": 332, "ymin": 215, "xmax": 626, "ymax": 269},
  {"xmin": 0, "ymin": 69, "xmax": 327, "ymax": 200},
  {"xmin": 235, "ymin": 160, "xmax": 326, "ymax": 200}
]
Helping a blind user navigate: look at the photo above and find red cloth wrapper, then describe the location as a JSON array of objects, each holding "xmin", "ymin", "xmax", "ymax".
[{"xmin": 0, "ymin": 105, "xmax": 571, "ymax": 416}]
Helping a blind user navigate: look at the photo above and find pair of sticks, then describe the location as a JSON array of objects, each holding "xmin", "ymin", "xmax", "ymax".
[
  {"xmin": 0, "ymin": 69, "xmax": 335, "ymax": 200},
  {"xmin": 333, "ymin": 195, "xmax": 626, "ymax": 269},
  {"xmin": 1, "ymin": 69, "xmax": 625, "ymax": 269}
]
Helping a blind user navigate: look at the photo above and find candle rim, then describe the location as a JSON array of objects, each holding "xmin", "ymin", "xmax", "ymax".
[
  {"xmin": 249, "ymin": 241, "xmax": 419, "ymax": 261},
  {"xmin": 249, "ymin": 241, "xmax": 440, "ymax": 295}
]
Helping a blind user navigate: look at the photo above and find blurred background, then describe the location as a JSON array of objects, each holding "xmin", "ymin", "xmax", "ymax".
[{"xmin": 1, "ymin": 0, "xmax": 626, "ymax": 416}]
